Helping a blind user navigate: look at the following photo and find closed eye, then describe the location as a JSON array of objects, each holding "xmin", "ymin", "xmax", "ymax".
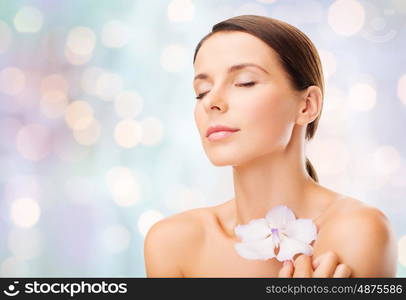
[
  {"xmin": 195, "ymin": 82, "xmax": 256, "ymax": 100},
  {"xmin": 236, "ymin": 81, "xmax": 256, "ymax": 87},
  {"xmin": 195, "ymin": 91, "xmax": 208, "ymax": 100}
]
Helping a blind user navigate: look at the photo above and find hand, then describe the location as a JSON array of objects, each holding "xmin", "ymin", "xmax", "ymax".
[{"xmin": 278, "ymin": 251, "xmax": 352, "ymax": 278}]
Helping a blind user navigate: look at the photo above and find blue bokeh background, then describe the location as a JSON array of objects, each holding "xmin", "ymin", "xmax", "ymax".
[{"xmin": 0, "ymin": 0, "xmax": 405, "ymax": 277}]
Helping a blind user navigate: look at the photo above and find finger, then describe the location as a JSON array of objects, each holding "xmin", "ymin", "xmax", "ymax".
[
  {"xmin": 312, "ymin": 251, "xmax": 339, "ymax": 278},
  {"xmin": 312, "ymin": 254, "xmax": 322, "ymax": 270},
  {"xmin": 278, "ymin": 260, "xmax": 294, "ymax": 278},
  {"xmin": 333, "ymin": 264, "xmax": 352, "ymax": 278},
  {"xmin": 293, "ymin": 254, "xmax": 313, "ymax": 277},
  {"xmin": 312, "ymin": 251, "xmax": 330, "ymax": 270}
]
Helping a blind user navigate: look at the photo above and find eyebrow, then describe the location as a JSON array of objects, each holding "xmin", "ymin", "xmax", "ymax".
[{"xmin": 193, "ymin": 63, "xmax": 269, "ymax": 82}]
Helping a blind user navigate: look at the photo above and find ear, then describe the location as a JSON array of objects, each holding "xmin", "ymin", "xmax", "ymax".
[{"xmin": 295, "ymin": 85, "xmax": 322, "ymax": 126}]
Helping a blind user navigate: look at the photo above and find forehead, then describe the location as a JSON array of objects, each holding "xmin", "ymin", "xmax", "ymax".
[{"xmin": 194, "ymin": 31, "xmax": 279, "ymax": 71}]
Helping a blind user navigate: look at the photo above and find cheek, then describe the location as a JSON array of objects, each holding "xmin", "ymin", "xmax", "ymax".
[{"xmin": 238, "ymin": 89, "xmax": 295, "ymax": 149}]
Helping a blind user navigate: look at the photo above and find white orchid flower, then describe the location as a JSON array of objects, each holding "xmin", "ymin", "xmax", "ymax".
[{"xmin": 234, "ymin": 205, "xmax": 317, "ymax": 262}]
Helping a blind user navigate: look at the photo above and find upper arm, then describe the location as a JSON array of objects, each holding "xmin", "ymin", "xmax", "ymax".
[
  {"xmin": 144, "ymin": 218, "xmax": 184, "ymax": 277},
  {"xmin": 144, "ymin": 212, "xmax": 203, "ymax": 277},
  {"xmin": 331, "ymin": 207, "xmax": 398, "ymax": 277}
]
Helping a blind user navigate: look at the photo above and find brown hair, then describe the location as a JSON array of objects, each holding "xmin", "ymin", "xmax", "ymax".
[{"xmin": 193, "ymin": 15, "xmax": 324, "ymax": 183}]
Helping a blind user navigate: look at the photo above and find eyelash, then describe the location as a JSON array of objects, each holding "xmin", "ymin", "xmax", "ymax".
[{"xmin": 195, "ymin": 82, "xmax": 256, "ymax": 100}]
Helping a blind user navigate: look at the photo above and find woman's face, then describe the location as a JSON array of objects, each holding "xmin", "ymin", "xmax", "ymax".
[{"xmin": 193, "ymin": 31, "xmax": 301, "ymax": 167}]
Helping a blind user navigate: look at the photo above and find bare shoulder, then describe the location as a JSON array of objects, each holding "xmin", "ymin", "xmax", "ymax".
[
  {"xmin": 144, "ymin": 207, "xmax": 211, "ymax": 277},
  {"xmin": 325, "ymin": 197, "xmax": 393, "ymax": 237},
  {"xmin": 320, "ymin": 197, "xmax": 398, "ymax": 277}
]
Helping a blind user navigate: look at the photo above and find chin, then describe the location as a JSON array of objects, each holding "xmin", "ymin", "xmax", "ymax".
[
  {"xmin": 205, "ymin": 149, "xmax": 235, "ymax": 166},
  {"xmin": 208, "ymin": 157, "xmax": 234, "ymax": 167},
  {"xmin": 206, "ymin": 150, "xmax": 254, "ymax": 167}
]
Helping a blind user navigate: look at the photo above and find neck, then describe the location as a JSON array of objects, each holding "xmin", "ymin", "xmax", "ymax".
[{"xmin": 231, "ymin": 126, "xmax": 319, "ymax": 226}]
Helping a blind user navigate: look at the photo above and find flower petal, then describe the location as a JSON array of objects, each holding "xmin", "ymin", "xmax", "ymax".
[
  {"xmin": 265, "ymin": 205, "xmax": 296, "ymax": 229},
  {"xmin": 284, "ymin": 218, "xmax": 317, "ymax": 244},
  {"xmin": 275, "ymin": 237, "xmax": 313, "ymax": 262},
  {"xmin": 234, "ymin": 218, "xmax": 270, "ymax": 242},
  {"xmin": 234, "ymin": 237, "xmax": 276, "ymax": 260}
]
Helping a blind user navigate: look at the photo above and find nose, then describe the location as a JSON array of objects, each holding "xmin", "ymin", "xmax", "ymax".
[{"xmin": 204, "ymin": 87, "xmax": 228, "ymax": 113}]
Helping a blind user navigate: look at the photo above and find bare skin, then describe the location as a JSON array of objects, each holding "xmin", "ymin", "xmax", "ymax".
[
  {"xmin": 144, "ymin": 30, "xmax": 398, "ymax": 277},
  {"xmin": 145, "ymin": 192, "xmax": 397, "ymax": 277}
]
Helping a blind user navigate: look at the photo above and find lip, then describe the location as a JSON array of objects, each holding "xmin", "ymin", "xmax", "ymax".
[{"xmin": 206, "ymin": 125, "xmax": 240, "ymax": 139}]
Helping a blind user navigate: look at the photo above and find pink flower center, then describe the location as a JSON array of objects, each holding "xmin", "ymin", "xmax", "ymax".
[{"xmin": 271, "ymin": 228, "xmax": 281, "ymax": 248}]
